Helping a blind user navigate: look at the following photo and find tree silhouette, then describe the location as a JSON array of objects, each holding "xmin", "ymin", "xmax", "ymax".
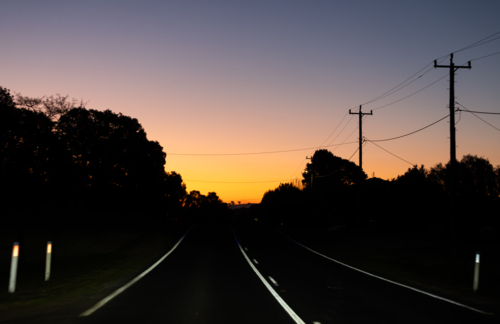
[
  {"xmin": 428, "ymin": 155, "xmax": 499, "ymax": 198},
  {"xmin": 0, "ymin": 102, "xmax": 60, "ymax": 218},
  {"xmin": 302, "ymin": 149, "xmax": 366, "ymax": 191},
  {"xmin": 0, "ymin": 86, "xmax": 14, "ymax": 107},
  {"xmin": 163, "ymin": 171, "xmax": 187, "ymax": 212},
  {"xmin": 15, "ymin": 93, "xmax": 87, "ymax": 121},
  {"xmin": 391, "ymin": 165, "xmax": 447, "ymax": 233},
  {"xmin": 55, "ymin": 108, "xmax": 165, "ymax": 191},
  {"xmin": 2, "ymin": 86, "xmax": 228, "ymax": 228},
  {"xmin": 261, "ymin": 183, "xmax": 305, "ymax": 227}
]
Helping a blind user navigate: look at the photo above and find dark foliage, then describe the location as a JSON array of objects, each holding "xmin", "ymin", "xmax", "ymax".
[
  {"xmin": 261, "ymin": 183, "xmax": 305, "ymax": 228},
  {"xmin": 1, "ymin": 87, "xmax": 226, "ymax": 229},
  {"xmin": 259, "ymin": 147, "xmax": 499, "ymax": 237},
  {"xmin": 183, "ymin": 190, "xmax": 229, "ymax": 223}
]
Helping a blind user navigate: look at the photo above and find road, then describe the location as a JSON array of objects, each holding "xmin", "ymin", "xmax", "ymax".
[{"xmin": 4, "ymin": 221, "xmax": 498, "ymax": 323}]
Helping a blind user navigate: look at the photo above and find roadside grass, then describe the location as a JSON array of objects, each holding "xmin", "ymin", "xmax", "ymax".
[
  {"xmin": 280, "ymin": 227, "xmax": 500, "ymax": 310},
  {"xmin": 0, "ymin": 226, "xmax": 186, "ymax": 316}
]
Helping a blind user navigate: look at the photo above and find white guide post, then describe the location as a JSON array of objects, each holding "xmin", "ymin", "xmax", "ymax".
[
  {"xmin": 9, "ymin": 242, "xmax": 19, "ymax": 293},
  {"xmin": 473, "ymin": 252, "xmax": 480, "ymax": 292},
  {"xmin": 45, "ymin": 241, "xmax": 52, "ymax": 281}
]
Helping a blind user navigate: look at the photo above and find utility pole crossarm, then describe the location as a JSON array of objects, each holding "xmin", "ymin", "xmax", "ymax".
[{"xmin": 434, "ymin": 59, "xmax": 471, "ymax": 70}]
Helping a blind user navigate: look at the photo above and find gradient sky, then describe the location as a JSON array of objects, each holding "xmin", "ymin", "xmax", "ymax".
[{"xmin": 2, "ymin": 0, "xmax": 499, "ymax": 204}]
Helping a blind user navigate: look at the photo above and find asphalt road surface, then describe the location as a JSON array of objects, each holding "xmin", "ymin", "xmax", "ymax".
[{"xmin": 5, "ymin": 222, "xmax": 498, "ymax": 323}]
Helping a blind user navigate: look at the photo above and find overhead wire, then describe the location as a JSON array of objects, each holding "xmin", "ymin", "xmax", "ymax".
[
  {"xmin": 288, "ymin": 158, "xmax": 307, "ymax": 180},
  {"xmin": 184, "ymin": 179, "xmax": 294, "ymax": 184},
  {"xmin": 455, "ymin": 102, "xmax": 500, "ymax": 132},
  {"xmin": 455, "ymin": 109, "xmax": 462, "ymax": 125},
  {"xmin": 365, "ymin": 138, "xmax": 414, "ymax": 166},
  {"xmin": 452, "ymin": 31, "xmax": 500, "ymax": 54},
  {"xmin": 469, "ymin": 51, "xmax": 500, "ymax": 62},
  {"xmin": 361, "ymin": 61, "xmax": 437, "ymax": 106},
  {"xmin": 318, "ymin": 111, "xmax": 350, "ymax": 148},
  {"xmin": 173, "ymin": 32, "xmax": 500, "ymax": 181},
  {"xmin": 187, "ymin": 33, "xmax": 500, "ymax": 159},
  {"xmin": 358, "ymin": 31, "xmax": 500, "ymax": 111},
  {"xmin": 167, "ymin": 140, "xmax": 358, "ymax": 156},
  {"xmin": 369, "ymin": 114, "xmax": 450, "ymax": 142},
  {"xmin": 372, "ymin": 72, "xmax": 449, "ymax": 111},
  {"xmin": 456, "ymin": 109, "xmax": 500, "ymax": 115},
  {"xmin": 328, "ymin": 115, "xmax": 356, "ymax": 147}
]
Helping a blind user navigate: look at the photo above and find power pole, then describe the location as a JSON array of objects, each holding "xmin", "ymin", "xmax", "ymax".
[
  {"xmin": 434, "ymin": 53, "xmax": 471, "ymax": 254},
  {"xmin": 349, "ymin": 105, "xmax": 372, "ymax": 229},
  {"xmin": 434, "ymin": 54, "xmax": 471, "ymax": 164},
  {"xmin": 349, "ymin": 105, "xmax": 373, "ymax": 170}
]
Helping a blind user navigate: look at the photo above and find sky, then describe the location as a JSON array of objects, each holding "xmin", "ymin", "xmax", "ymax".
[{"xmin": 1, "ymin": 0, "xmax": 499, "ymax": 204}]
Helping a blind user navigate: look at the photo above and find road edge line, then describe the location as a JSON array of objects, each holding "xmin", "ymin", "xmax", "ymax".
[
  {"xmin": 79, "ymin": 225, "xmax": 195, "ymax": 317},
  {"xmin": 276, "ymin": 228, "xmax": 494, "ymax": 316},
  {"xmin": 231, "ymin": 226, "xmax": 305, "ymax": 324}
]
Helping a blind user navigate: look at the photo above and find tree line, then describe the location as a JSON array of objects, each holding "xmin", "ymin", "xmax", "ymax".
[
  {"xmin": 257, "ymin": 148, "xmax": 500, "ymax": 238},
  {"xmin": 0, "ymin": 86, "xmax": 227, "ymax": 228}
]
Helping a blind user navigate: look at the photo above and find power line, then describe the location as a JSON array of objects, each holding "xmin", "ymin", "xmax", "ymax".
[
  {"xmin": 455, "ymin": 102, "xmax": 500, "ymax": 132},
  {"xmin": 173, "ymin": 33, "xmax": 500, "ymax": 159},
  {"xmin": 453, "ymin": 32, "xmax": 500, "ymax": 54},
  {"xmin": 365, "ymin": 139, "xmax": 414, "ymax": 166},
  {"xmin": 317, "ymin": 32, "xmax": 500, "ymax": 151},
  {"xmin": 362, "ymin": 62, "xmax": 436, "ymax": 106},
  {"xmin": 360, "ymin": 32, "xmax": 500, "ymax": 109},
  {"xmin": 167, "ymin": 141, "xmax": 357, "ymax": 156},
  {"xmin": 327, "ymin": 115, "xmax": 356, "ymax": 147},
  {"xmin": 369, "ymin": 114, "xmax": 450, "ymax": 142},
  {"xmin": 456, "ymin": 108, "xmax": 500, "ymax": 115},
  {"xmin": 363, "ymin": 57, "xmax": 450, "ymax": 107},
  {"xmin": 184, "ymin": 179, "xmax": 294, "ymax": 184},
  {"xmin": 372, "ymin": 73, "xmax": 449, "ymax": 111},
  {"xmin": 288, "ymin": 158, "xmax": 307, "ymax": 179},
  {"xmin": 470, "ymin": 51, "xmax": 500, "ymax": 62},
  {"xmin": 318, "ymin": 111, "xmax": 350, "ymax": 148}
]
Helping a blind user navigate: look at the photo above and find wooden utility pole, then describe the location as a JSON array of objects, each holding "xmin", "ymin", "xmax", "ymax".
[
  {"xmin": 349, "ymin": 105, "xmax": 372, "ymax": 229},
  {"xmin": 434, "ymin": 53, "xmax": 471, "ymax": 254},
  {"xmin": 434, "ymin": 54, "xmax": 471, "ymax": 164},
  {"xmin": 349, "ymin": 105, "xmax": 372, "ymax": 170}
]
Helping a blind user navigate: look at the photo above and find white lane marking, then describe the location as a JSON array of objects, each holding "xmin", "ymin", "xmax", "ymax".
[
  {"xmin": 277, "ymin": 230, "xmax": 494, "ymax": 316},
  {"xmin": 313, "ymin": 322, "xmax": 321, "ymax": 324},
  {"xmin": 80, "ymin": 226, "xmax": 195, "ymax": 316},
  {"xmin": 231, "ymin": 227, "xmax": 305, "ymax": 324},
  {"xmin": 245, "ymin": 247, "xmax": 248, "ymax": 251},
  {"xmin": 268, "ymin": 276, "xmax": 279, "ymax": 286},
  {"xmin": 253, "ymin": 259, "xmax": 259, "ymax": 264}
]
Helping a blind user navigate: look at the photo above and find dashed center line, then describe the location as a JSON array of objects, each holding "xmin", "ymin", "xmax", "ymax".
[
  {"xmin": 268, "ymin": 276, "xmax": 279, "ymax": 286},
  {"xmin": 253, "ymin": 259, "xmax": 259, "ymax": 264},
  {"xmin": 232, "ymin": 227, "xmax": 305, "ymax": 324},
  {"xmin": 244, "ymin": 247, "xmax": 248, "ymax": 251}
]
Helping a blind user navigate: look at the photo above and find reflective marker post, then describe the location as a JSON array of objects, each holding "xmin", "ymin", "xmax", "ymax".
[
  {"xmin": 45, "ymin": 241, "xmax": 52, "ymax": 281},
  {"xmin": 473, "ymin": 252, "xmax": 480, "ymax": 292},
  {"xmin": 9, "ymin": 242, "xmax": 19, "ymax": 293}
]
